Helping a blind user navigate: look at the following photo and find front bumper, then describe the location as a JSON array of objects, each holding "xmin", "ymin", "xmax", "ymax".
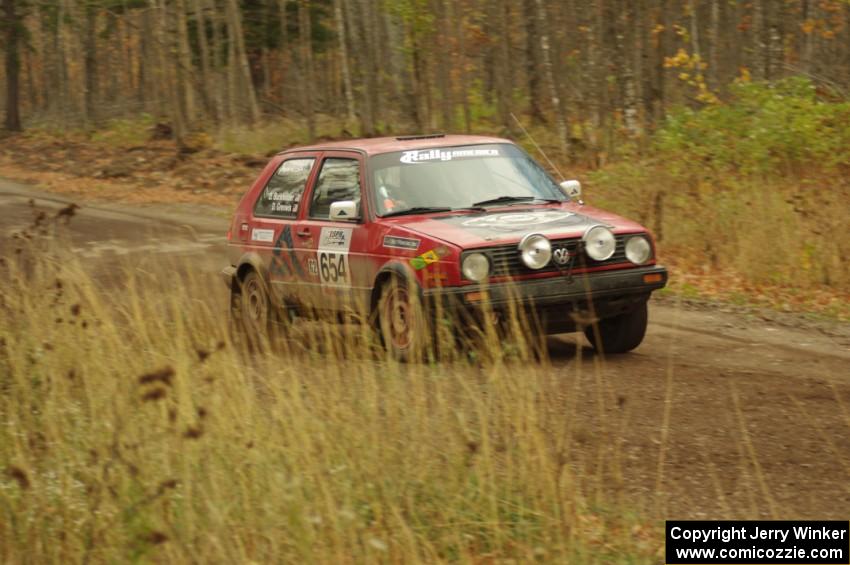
[{"xmin": 424, "ymin": 265, "xmax": 668, "ymax": 307}]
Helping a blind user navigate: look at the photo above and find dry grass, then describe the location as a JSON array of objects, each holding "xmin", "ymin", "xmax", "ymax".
[
  {"xmin": 587, "ymin": 162, "xmax": 850, "ymax": 319},
  {"xmin": 0, "ymin": 230, "xmax": 661, "ymax": 563}
]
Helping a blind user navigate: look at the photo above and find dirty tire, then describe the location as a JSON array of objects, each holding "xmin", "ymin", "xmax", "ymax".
[
  {"xmin": 378, "ymin": 276, "xmax": 428, "ymax": 362},
  {"xmin": 233, "ymin": 270, "xmax": 273, "ymax": 350},
  {"xmin": 584, "ymin": 301, "xmax": 648, "ymax": 354}
]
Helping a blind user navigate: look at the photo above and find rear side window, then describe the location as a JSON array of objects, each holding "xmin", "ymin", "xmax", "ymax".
[
  {"xmin": 309, "ymin": 158, "xmax": 361, "ymax": 219},
  {"xmin": 254, "ymin": 158, "xmax": 315, "ymax": 218}
]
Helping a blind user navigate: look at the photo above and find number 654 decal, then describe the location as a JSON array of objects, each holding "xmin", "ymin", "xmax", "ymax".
[{"xmin": 318, "ymin": 251, "xmax": 350, "ymax": 286}]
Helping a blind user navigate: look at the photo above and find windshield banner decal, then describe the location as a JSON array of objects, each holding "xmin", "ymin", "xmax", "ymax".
[{"xmin": 400, "ymin": 148, "xmax": 499, "ymax": 164}]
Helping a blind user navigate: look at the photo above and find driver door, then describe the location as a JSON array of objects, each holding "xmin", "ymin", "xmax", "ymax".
[{"xmin": 293, "ymin": 151, "xmax": 371, "ymax": 313}]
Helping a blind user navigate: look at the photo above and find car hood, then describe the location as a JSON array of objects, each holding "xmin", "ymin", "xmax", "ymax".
[{"xmin": 388, "ymin": 204, "xmax": 647, "ymax": 248}]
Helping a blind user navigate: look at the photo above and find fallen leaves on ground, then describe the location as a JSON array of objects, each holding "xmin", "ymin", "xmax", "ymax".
[{"xmin": 0, "ymin": 131, "xmax": 260, "ymax": 208}]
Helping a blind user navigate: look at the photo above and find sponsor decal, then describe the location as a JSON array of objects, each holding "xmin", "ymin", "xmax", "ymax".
[
  {"xmin": 319, "ymin": 227, "xmax": 351, "ymax": 250},
  {"xmin": 410, "ymin": 247, "xmax": 448, "ymax": 270},
  {"xmin": 307, "ymin": 257, "xmax": 319, "ymax": 276},
  {"xmin": 318, "ymin": 227, "xmax": 353, "ymax": 286},
  {"xmin": 251, "ymin": 228, "xmax": 275, "ymax": 242},
  {"xmin": 269, "ymin": 225, "xmax": 304, "ymax": 278},
  {"xmin": 266, "ymin": 190, "xmax": 300, "ymax": 215},
  {"xmin": 383, "ymin": 235, "xmax": 420, "ymax": 250},
  {"xmin": 400, "ymin": 148, "xmax": 500, "ymax": 164}
]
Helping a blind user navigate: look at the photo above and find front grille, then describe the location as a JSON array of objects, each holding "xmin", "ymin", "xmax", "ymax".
[{"xmin": 474, "ymin": 234, "xmax": 631, "ymax": 278}]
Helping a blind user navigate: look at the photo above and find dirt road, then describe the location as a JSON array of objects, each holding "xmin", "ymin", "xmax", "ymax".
[{"xmin": 3, "ymin": 179, "xmax": 849, "ymax": 520}]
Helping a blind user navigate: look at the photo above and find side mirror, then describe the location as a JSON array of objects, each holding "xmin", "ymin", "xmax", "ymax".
[
  {"xmin": 329, "ymin": 200, "xmax": 359, "ymax": 221},
  {"xmin": 559, "ymin": 180, "xmax": 582, "ymax": 200}
]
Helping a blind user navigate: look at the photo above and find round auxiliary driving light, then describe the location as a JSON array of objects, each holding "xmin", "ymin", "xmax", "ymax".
[
  {"xmin": 625, "ymin": 235, "xmax": 652, "ymax": 265},
  {"xmin": 518, "ymin": 234, "xmax": 552, "ymax": 270},
  {"xmin": 583, "ymin": 225, "xmax": 616, "ymax": 261},
  {"xmin": 462, "ymin": 253, "xmax": 491, "ymax": 282}
]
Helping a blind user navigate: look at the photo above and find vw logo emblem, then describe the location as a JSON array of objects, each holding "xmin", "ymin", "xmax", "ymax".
[{"xmin": 553, "ymin": 247, "xmax": 571, "ymax": 266}]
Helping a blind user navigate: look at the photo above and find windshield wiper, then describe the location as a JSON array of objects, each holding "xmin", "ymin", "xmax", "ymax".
[
  {"xmin": 380, "ymin": 206, "xmax": 453, "ymax": 218},
  {"xmin": 471, "ymin": 195, "xmax": 561, "ymax": 207}
]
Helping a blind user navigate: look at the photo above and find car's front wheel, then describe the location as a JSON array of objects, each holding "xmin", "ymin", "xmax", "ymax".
[
  {"xmin": 584, "ymin": 301, "xmax": 648, "ymax": 354},
  {"xmin": 377, "ymin": 276, "xmax": 429, "ymax": 362}
]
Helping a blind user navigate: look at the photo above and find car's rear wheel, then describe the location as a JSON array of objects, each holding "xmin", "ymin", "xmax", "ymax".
[
  {"xmin": 584, "ymin": 301, "xmax": 648, "ymax": 354},
  {"xmin": 232, "ymin": 270, "xmax": 275, "ymax": 349},
  {"xmin": 378, "ymin": 276, "xmax": 428, "ymax": 362}
]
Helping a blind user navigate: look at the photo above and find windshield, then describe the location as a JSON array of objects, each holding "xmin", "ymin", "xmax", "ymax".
[{"xmin": 370, "ymin": 143, "xmax": 566, "ymax": 216}]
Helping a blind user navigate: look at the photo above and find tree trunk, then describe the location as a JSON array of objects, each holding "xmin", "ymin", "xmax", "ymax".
[
  {"xmin": 160, "ymin": 0, "xmax": 186, "ymax": 143},
  {"xmin": 655, "ymin": 0, "xmax": 668, "ymax": 121},
  {"xmin": 175, "ymin": 0, "xmax": 197, "ymax": 125},
  {"xmin": 455, "ymin": 0, "xmax": 471, "ymax": 133},
  {"xmin": 278, "ymin": 0, "xmax": 289, "ymax": 108},
  {"xmin": 207, "ymin": 0, "xmax": 225, "ymax": 122},
  {"xmin": 3, "ymin": 0, "xmax": 22, "ymax": 131},
  {"xmin": 620, "ymin": 0, "xmax": 640, "ymax": 137},
  {"xmin": 523, "ymin": 0, "xmax": 546, "ymax": 124},
  {"xmin": 435, "ymin": 0, "xmax": 453, "ymax": 131},
  {"xmin": 297, "ymin": 0, "xmax": 315, "ymax": 139},
  {"xmin": 491, "ymin": 0, "xmax": 512, "ymax": 131},
  {"xmin": 83, "ymin": 1, "xmax": 98, "ymax": 124},
  {"xmin": 226, "ymin": 0, "xmax": 261, "ymax": 123},
  {"xmin": 708, "ymin": 0, "xmax": 720, "ymax": 88},
  {"xmin": 752, "ymin": 0, "xmax": 767, "ymax": 80},
  {"xmin": 534, "ymin": 0, "xmax": 568, "ymax": 152},
  {"xmin": 333, "ymin": 0, "xmax": 355, "ymax": 124},
  {"xmin": 193, "ymin": 0, "xmax": 215, "ymax": 121}
]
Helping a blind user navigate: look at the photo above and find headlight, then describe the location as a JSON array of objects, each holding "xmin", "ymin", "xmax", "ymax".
[
  {"xmin": 518, "ymin": 233, "xmax": 552, "ymax": 270},
  {"xmin": 583, "ymin": 225, "xmax": 616, "ymax": 261},
  {"xmin": 625, "ymin": 235, "xmax": 652, "ymax": 265},
  {"xmin": 462, "ymin": 253, "xmax": 490, "ymax": 282}
]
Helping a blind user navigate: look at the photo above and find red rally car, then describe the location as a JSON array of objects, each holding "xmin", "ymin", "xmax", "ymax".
[{"xmin": 223, "ymin": 134, "xmax": 668, "ymax": 359}]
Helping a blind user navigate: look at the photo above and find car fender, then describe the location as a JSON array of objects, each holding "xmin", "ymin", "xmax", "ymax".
[
  {"xmin": 370, "ymin": 259, "xmax": 423, "ymax": 313},
  {"xmin": 233, "ymin": 251, "xmax": 269, "ymax": 291}
]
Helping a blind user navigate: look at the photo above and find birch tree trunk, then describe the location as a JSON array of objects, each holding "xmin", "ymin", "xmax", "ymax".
[{"xmin": 534, "ymin": 0, "xmax": 568, "ymax": 152}]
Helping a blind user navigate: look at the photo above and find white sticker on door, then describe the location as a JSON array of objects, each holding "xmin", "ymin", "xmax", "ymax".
[
  {"xmin": 251, "ymin": 228, "xmax": 275, "ymax": 242},
  {"xmin": 319, "ymin": 227, "xmax": 352, "ymax": 250},
  {"xmin": 318, "ymin": 227, "xmax": 352, "ymax": 286}
]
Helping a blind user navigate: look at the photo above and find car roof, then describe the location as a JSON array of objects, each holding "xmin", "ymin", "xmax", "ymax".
[{"xmin": 278, "ymin": 134, "xmax": 514, "ymax": 157}]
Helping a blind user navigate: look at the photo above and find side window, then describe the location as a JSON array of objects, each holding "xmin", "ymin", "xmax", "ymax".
[
  {"xmin": 309, "ymin": 158, "xmax": 361, "ymax": 220},
  {"xmin": 254, "ymin": 158, "xmax": 315, "ymax": 218}
]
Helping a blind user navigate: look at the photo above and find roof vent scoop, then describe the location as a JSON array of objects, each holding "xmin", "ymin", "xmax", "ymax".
[{"xmin": 395, "ymin": 133, "xmax": 446, "ymax": 141}]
